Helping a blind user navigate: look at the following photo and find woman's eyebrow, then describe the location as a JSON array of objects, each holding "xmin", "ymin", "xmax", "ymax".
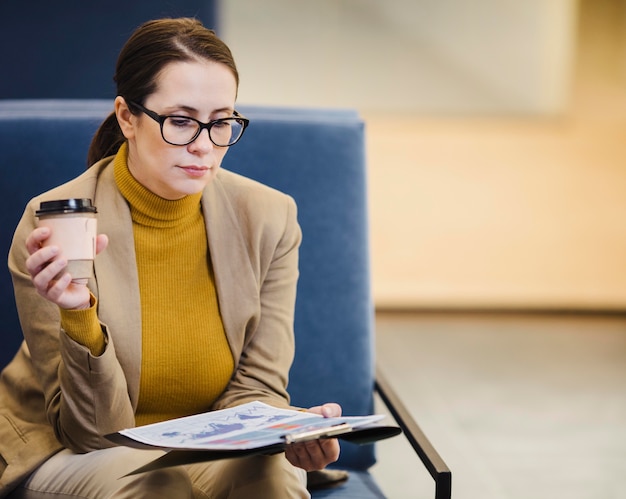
[
  {"xmin": 211, "ymin": 106, "xmax": 235, "ymax": 115},
  {"xmin": 167, "ymin": 104, "xmax": 234, "ymax": 115}
]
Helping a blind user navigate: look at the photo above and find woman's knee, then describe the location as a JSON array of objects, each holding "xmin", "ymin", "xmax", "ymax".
[
  {"xmin": 229, "ymin": 455, "xmax": 308, "ymax": 499},
  {"xmin": 113, "ymin": 466, "xmax": 193, "ymax": 498},
  {"xmin": 188, "ymin": 454, "xmax": 308, "ymax": 498}
]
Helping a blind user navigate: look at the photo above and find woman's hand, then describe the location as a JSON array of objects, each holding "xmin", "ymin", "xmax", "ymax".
[
  {"xmin": 284, "ymin": 403, "xmax": 342, "ymax": 471},
  {"xmin": 25, "ymin": 226, "xmax": 108, "ymax": 310}
]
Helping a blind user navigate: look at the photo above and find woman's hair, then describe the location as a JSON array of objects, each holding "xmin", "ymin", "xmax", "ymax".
[{"xmin": 87, "ymin": 17, "xmax": 239, "ymax": 166}]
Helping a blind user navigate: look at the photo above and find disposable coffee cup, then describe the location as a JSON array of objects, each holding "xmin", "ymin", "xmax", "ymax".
[{"xmin": 36, "ymin": 198, "xmax": 98, "ymax": 284}]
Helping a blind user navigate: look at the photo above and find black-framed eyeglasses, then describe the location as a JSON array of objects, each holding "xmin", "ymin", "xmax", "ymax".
[{"xmin": 129, "ymin": 101, "xmax": 249, "ymax": 147}]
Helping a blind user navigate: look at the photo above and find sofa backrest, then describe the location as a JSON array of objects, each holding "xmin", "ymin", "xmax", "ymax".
[
  {"xmin": 0, "ymin": 100, "xmax": 374, "ymax": 470},
  {"xmin": 0, "ymin": 2, "xmax": 217, "ymax": 99}
]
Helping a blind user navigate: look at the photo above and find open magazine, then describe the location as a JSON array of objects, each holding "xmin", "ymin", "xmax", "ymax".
[{"xmin": 106, "ymin": 400, "xmax": 401, "ymax": 474}]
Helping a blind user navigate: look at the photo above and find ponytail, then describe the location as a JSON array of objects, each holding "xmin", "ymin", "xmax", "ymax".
[{"xmin": 87, "ymin": 112, "xmax": 125, "ymax": 167}]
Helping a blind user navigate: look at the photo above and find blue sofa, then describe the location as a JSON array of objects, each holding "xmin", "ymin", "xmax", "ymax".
[{"xmin": 0, "ymin": 100, "xmax": 450, "ymax": 498}]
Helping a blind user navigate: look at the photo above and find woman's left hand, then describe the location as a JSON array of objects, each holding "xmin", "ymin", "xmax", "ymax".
[{"xmin": 284, "ymin": 403, "xmax": 342, "ymax": 471}]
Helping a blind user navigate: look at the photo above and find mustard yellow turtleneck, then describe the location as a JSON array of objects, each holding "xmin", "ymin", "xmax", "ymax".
[{"xmin": 60, "ymin": 143, "xmax": 234, "ymax": 426}]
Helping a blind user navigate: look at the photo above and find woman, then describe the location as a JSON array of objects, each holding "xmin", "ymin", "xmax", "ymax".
[{"xmin": 0, "ymin": 18, "xmax": 340, "ymax": 498}]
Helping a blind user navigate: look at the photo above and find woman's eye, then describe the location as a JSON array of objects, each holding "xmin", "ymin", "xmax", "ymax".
[
  {"xmin": 168, "ymin": 117, "xmax": 194, "ymax": 128},
  {"xmin": 213, "ymin": 120, "xmax": 232, "ymax": 128}
]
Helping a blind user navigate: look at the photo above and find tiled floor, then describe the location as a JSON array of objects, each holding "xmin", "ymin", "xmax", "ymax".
[{"xmin": 369, "ymin": 311, "xmax": 626, "ymax": 499}]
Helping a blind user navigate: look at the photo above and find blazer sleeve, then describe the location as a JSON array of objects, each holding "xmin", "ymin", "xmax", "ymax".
[{"xmin": 8, "ymin": 196, "xmax": 136, "ymax": 453}]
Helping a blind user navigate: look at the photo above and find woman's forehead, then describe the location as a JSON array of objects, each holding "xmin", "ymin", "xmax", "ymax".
[{"xmin": 150, "ymin": 60, "xmax": 237, "ymax": 110}]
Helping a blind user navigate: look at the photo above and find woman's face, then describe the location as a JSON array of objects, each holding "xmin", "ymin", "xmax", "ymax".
[{"xmin": 116, "ymin": 59, "xmax": 238, "ymax": 200}]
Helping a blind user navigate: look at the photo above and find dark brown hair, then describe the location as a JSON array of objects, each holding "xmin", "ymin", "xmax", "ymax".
[{"xmin": 87, "ymin": 17, "xmax": 239, "ymax": 166}]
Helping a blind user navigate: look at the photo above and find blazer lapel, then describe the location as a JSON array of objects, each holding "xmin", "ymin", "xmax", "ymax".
[
  {"xmin": 92, "ymin": 165, "xmax": 143, "ymax": 409},
  {"xmin": 201, "ymin": 176, "xmax": 259, "ymax": 367}
]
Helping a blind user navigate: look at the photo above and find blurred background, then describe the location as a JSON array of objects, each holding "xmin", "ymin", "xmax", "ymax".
[
  {"xmin": 3, "ymin": 0, "xmax": 624, "ymax": 312},
  {"xmin": 221, "ymin": 0, "xmax": 626, "ymax": 312},
  {"xmin": 2, "ymin": 1, "xmax": 625, "ymax": 497}
]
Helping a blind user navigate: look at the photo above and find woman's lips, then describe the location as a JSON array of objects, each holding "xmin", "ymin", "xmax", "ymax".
[{"xmin": 178, "ymin": 165, "xmax": 210, "ymax": 177}]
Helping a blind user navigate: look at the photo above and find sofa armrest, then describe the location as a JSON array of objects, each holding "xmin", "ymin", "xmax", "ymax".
[{"xmin": 375, "ymin": 365, "xmax": 452, "ymax": 499}]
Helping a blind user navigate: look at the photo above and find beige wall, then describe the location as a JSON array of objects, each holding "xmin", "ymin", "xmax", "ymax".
[
  {"xmin": 221, "ymin": 0, "xmax": 577, "ymax": 114},
  {"xmin": 222, "ymin": 0, "xmax": 626, "ymax": 311}
]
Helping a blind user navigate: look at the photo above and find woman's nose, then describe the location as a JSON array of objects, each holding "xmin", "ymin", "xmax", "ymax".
[{"xmin": 188, "ymin": 128, "xmax": 214, "ymax": 153}]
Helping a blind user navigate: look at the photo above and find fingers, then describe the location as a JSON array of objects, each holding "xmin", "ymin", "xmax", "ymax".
[
  {"xmin": 307, "ymin": 403, "xmax": 342, "ymax": 418},
  {"xmin": 320, "ymin": 403, "xmax": 342, "ymax": 418},
  {"xmin": 25, "ymin": 244, "xmax": 64, "ymax": 282},
  {"xmin": 25, "ymin": 226, "xmax": 52, "ymax": 255},
  {"xmin": 26, "ymin": 245, "xmax": 68, "ymax": 297},
  {"xmin": 39, "ymin": 272, "xmax": 72, "ymax": 302},
  {"xmin": 286, "ymin": 402, "xmax": 343, "ymax": 471},
  {"xmin": 26, "ymin": 250, "xmax": 91, "ymax": 309},
  {"xmin": 25, "ymin": 229, "xmax": 108, "ymax": 279},
  {"xmin": 95, "ymin": 234, "xmax": 109, "ymax": 255},
  {"xmin": 307, "ymin": 438, "xmax": 340, "ymax": 464},
  {"xmin": 25, "ymin": 226, "xmax": 66, "ymax": 288},
  {"xmin": 23, "ymin": 226, "xmax": 101, "ymax": 310},
  {"xmin": 285, "ymin": 438, "xmax": 341, "ymax": 471}
]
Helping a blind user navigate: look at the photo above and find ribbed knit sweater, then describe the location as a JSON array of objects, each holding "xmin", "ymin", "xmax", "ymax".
[{"xmin": 60, "ymin": 144, "xmax": 234, "ymax": 426}]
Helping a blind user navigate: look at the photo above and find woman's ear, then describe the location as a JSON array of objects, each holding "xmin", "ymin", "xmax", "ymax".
[{"xmin": 114, "ymin": 96, "xmax": 136, "ymax": 140}]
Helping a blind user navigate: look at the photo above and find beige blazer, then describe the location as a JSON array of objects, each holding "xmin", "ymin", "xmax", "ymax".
[{"xmin": 0, "ymin": 156, "xmax": 301, "ymax": 496}]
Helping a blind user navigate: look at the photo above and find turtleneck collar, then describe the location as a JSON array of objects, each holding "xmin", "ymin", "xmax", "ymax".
[{"xmin": 113, "ymin": 142, "xmax": 203, "ymax": 227}]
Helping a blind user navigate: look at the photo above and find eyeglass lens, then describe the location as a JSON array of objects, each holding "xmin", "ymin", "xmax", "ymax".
[{"xmin": 163, "ymin": 116, "xmax": 245, "ymax": 146}]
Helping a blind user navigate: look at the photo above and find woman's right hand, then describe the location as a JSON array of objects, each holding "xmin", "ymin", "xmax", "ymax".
[{"xmin": 25, "ymin": 227, "xmax": 108, "ymax": 310}]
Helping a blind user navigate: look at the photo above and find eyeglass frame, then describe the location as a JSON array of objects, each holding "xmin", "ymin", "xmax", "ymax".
[{"xmin": 127, "ymin": 100, "xmax": 250, "ymax": 147}]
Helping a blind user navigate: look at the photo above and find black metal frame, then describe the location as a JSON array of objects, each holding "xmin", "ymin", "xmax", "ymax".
[{"xmin": 375, "ymin": 366, "xmax": 452, "ymax": 499}]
